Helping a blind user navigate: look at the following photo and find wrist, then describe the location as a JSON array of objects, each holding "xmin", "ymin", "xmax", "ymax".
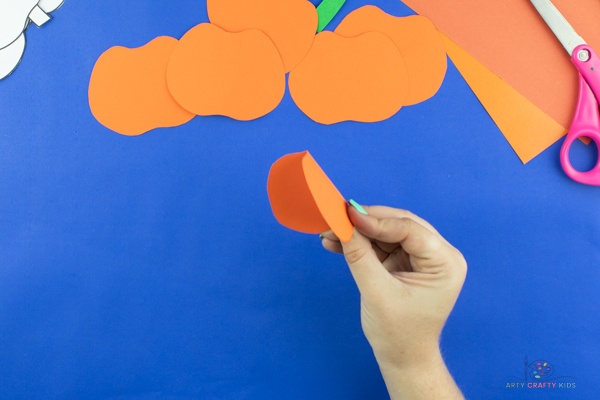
[
  {"xmin": 379, "ymin": 347, "xmax": 464, "ymax": 400},
  {"xmin": 372, "ymin": 334, "xmax": 442, "ymax": 372},
  {"xmin": 377, "ymin": 340, "xmax": 442, "ymax": 375}
]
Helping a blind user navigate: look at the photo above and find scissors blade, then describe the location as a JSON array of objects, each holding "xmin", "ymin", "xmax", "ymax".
[{"xmin": 530, "ymin": 0, "xmax": 586, "ymax": 56}]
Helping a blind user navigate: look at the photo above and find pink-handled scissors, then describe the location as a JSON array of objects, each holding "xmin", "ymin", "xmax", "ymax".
[{"xmin": 531, "ymin": 0, "xmax": 600, "ymax": 186}]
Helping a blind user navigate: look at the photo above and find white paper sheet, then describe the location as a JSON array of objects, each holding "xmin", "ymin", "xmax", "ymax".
[{"xmin": 0, "ymin": 33, "xmax": 26, "ymax": 80}]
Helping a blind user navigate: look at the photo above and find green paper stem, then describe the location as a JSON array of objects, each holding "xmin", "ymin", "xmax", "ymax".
[{"xmin": 316, "ymin": 0, "xmax": 346, "ymax": 33}]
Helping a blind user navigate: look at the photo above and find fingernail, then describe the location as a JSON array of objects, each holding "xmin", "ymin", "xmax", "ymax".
[
  {"xmin": 348, "ymin": 199, "xmax": 368, "ymax": 215},
  {"xmin": 319, "ymin": 234, "xmax": 324, "ymax": 240}
]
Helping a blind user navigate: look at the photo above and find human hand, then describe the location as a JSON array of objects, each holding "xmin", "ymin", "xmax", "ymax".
[{"xmin": 321, "ymin": 203, "xmax": 466, "ymax": 399}]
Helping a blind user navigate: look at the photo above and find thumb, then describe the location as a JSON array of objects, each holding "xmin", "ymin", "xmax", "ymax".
[
  {"xmin": 340, "ymin": 227, "xmax": 391, "ymax": 296},
  {"xmin": 348, "ymin": 206, "xmax": 452, "ymax": 274}
]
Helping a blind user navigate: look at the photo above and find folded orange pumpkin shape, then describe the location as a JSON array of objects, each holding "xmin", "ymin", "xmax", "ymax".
[
  {"xmin": 267, "ymin": 151, "xmax": 353, "ymax": 242},
  {"xmin": 166, "ymin": 23, "xmax": 285, "ymax": 121},
  {"xmin": 88, "ymin": 36, "xmax": 194, "ymax": 136},
  {"xmin": 207, "ymin": 0, "xmax": 318, "ymax": 72},
  {"xmin": 288, "ymin": 31, "xmax": 409, "ymax": 125},
  {"xmin": 335, "ymin": 6, "xmax": 447, "ymax": 106}
]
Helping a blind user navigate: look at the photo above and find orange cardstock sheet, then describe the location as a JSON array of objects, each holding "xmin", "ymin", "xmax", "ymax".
[
  {"xmin": 88, "ymin": 36, "xmax": 194, "ymax": 136},
  {"xmin": 166, "ymin": 24, "xmax": 285, "ymax": 121},
  {"xmin": 441, "ymin": 34, "xmax": 567, "ymax": 164},
  {"xmin": 288, "ymin": 31, "xmax": 408, "ymax": 125},
  {"xmin": 399, "ymin": 0, "xmax": 600, "ymax": 149},
  {"xmin": 335, "ymin": 6, "xmax": 446, "ymax": 106},
  {"xmin": 267, "ymin": 151, "xmax": 353, "ymax": 242}
]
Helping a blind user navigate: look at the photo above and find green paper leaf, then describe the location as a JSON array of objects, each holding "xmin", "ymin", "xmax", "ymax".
[{"xmin": 316, "ymin": 0, "xmax": 346, "ymax": 33}]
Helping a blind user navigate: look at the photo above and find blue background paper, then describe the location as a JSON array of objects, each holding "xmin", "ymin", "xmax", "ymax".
[{"xmin": 0, "ymin": 0, "xmax": 598, "ymax": 398}]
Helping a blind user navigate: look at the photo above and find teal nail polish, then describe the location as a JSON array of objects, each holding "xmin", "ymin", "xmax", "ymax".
[
  {"xmin": 319, "ymin": 234, "xmax": 324, "ymax": 240},
  {"xmin": 348, "ymin": 199, "xmax": 368, "ymax": 215}
]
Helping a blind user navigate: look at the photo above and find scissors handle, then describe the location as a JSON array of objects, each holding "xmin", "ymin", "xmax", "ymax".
[
  {"xmin": 572, "ymin": 45, "xmax": 600, "ymax": 100},
  {"xmin": 560, "ymin": 73, "xmax": 600, "ymax": 185}
]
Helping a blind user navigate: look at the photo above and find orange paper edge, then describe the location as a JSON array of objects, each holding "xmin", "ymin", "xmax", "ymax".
[
  {"xmin": 207, "ymin": 0, "xmax": 318, "ymax": 72},
  {"xmin": 302, "ymin": 153, "xmax": 353, "ymax": 242},
  {"xmin": 441, "ymin": 33, "xmax": 568, "ymax": 164},
  {"xmin": 334, "ymin": 6, "xmax": 446, "ymax": 106}
]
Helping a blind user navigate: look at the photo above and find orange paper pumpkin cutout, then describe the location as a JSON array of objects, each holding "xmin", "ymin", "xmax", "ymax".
[
  {"xmin": 288, "ymin": 31, "xmax": 409, "ymax": 124},
  {"xmin": 166, "ymin": 23, "xmax": 286, "ymax": 121},
  {"xmin": 267, "ymin": 151, "xmax": 353, "ymax": 242},
  {"xmin": 335, "ymin": 6, "xmax": 447, "ymax": 106},
  {"xmin": 207, "ymin": 0, "xmax": 318, "ymax": 72},
  {"xmin": 88, "ymin": 36, "xmax": 194, "ymax": 136}
]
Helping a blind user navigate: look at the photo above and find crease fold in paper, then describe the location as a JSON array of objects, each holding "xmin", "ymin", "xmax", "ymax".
[{"xmin": 267, "ymin": 151, "xmax": 353, "ymax": 242}]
